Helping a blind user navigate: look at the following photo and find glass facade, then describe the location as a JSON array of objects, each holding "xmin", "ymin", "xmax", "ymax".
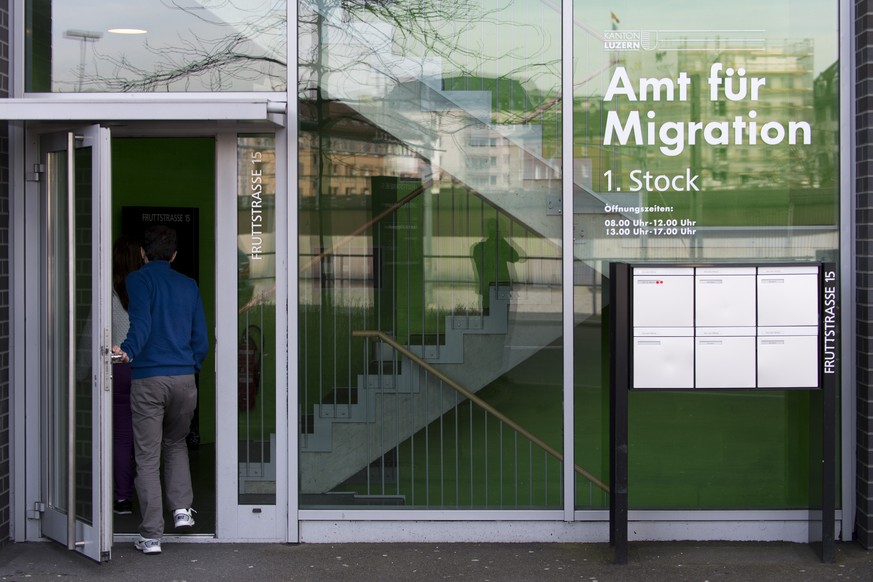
[
  {"xmin": 25, "ymin": 0, "xmax": 286, "ymax": 92},
  {"xmin": 13, "ymin": 0, "xmax": 844, "ymax": 539},
  {"xmin": 297, "ymin": 0, "xmax": 568, "ymax": 509},
  {"xmin": 573, "ymin": 1, "xmax": 839, "ymax": 509},
  {"xmin": 298, "ymin": 0, "xmax": 840, "ymax": 514}
]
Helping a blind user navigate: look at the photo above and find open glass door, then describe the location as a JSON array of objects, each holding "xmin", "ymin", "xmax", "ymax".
[{"xmin": 39, "ymin": 125, "xmax": 113, "ymax": 562}]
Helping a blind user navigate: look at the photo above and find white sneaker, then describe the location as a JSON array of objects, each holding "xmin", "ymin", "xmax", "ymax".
[
  {"xmin": 134, "ymin": 537, "xmax": 161, "ymax": 554},
  {"xmin": 173, "ymin": 507, "xmax": 196, "ymax": 528}
]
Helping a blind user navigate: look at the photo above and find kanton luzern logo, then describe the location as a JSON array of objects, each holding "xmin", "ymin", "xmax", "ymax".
[{"xmin": 603, "ymin": 30, "xmax": 659, "ymax": 51}]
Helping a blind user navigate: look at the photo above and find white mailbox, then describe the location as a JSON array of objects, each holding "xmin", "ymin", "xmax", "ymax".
[
  {"xmin": 757, "ymin": 333, "xmax": 818, "ymax": 388},
  {"xmin": 633, "ymin": 268, "xmax": 694, "ymax": 328},
  {"xmin": 695, "ymin": 336, "xmax": 756, "ymax": 388},
  {"xmin": 633, "ymin": 335, "xmax": 694, "ymax": 389},
  {"xmin": 757, "ymin": 266, "xmax": 819, "ymax": 327},
  {"xmin": 695, "ymin": 267, "xmax": 757, "ymax": 327},
  {"xmin": 628, "ymin": 264, "xmax": 822, "ymax": 390}
]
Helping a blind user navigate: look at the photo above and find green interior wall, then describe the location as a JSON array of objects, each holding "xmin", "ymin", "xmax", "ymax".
[
  {"xmin": 111, "ymin": 137, "xmax": 217, "ymax": 444},
  {"xmin": 373, "ymin": 177, "xmax": 426, "ymax": 344},
  {"xmin": 338, "ymin": 326, "xmax": 822, "ymax": 510},
  {"xmin": 25, "ymin": 0, "xmax": 52, "ymax": 92}
]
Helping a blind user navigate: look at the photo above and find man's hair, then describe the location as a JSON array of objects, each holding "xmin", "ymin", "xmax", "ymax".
[{"xmin": 142, "ymin": 225, "xmax": 177, "ymax": 261}]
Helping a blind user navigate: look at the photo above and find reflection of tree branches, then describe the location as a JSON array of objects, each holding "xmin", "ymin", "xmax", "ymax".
[
  {"xmin": 789, "ymin": 145, "xmax": 820, "ymax": 188},
  {"xmin": 299, "ymin": 0, "xmax": 558, "ymax": 113},
  {"xmin": 108, "ymin": 0, "xmax": 508, "ymax": 94},
  {"xmin": 79, "ymin": 0, "xmax": 556, "ymax": 100},
  {"xmin": 161, "ymin": 0, "xmax": 278, "ymax": 27},
  {"xmin": 95, "ymin": 29, "xmax": 285, "ymax": 92},
  {"xmin": 297, "ymin": 0, "xmax": 561, "ymax": 210},
  {"xmin": 82, "ymin": 2, "xmax": 285, "ymax": 91}
]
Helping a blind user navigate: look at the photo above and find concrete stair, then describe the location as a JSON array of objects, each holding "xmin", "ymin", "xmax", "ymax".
[{"xmin": 298, "ymin": 286, "xmax": 562, "ymax": 494}]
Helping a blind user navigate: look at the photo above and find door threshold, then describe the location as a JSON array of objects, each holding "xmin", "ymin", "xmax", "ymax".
[{"xmin": 114, "ymin": 533, "xmax": 216, "ymax": 544}]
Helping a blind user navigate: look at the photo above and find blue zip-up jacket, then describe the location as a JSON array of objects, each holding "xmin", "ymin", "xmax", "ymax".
[{"xmin": 120, "ymin": 260, "xmax": 209, "ymax": 379}]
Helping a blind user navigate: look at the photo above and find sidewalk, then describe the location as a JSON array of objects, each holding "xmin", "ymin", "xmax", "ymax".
[{"xmin": 0, "ymin": 540, "xmax": 871, "ymax": 582}]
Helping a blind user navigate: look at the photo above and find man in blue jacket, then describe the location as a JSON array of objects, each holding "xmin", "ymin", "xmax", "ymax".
[{"xmin": 113, "ymin": 225, "xmax": 209, "ymax": 555}]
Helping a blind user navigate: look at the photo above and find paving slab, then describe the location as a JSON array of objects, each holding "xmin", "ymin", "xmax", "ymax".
[{"xmin": 0, "ymin": 540, "xmax": 870, "ymax": 581}]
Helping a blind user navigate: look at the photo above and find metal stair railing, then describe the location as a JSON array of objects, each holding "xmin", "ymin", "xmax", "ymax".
[{"xmin": 352, "ymin": 329, "xmax": 610, "ymax": 494}]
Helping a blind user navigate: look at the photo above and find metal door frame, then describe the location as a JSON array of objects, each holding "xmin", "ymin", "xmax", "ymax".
[{"xmin": 24, "ymin": 125, "xmax": 113, "ymax": 562}]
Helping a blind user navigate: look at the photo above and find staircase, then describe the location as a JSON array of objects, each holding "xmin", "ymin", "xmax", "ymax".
[
  {"xmin": 298, "ymin": 285, "xmax": 564, "ymax": 494},
  {"xmin": 294, "ymin": 9, "xmax": 607, "ymax": 498}
]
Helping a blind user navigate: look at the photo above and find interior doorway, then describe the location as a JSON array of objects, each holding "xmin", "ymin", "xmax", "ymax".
[{"xmin": 109, "ymin": 137, "xmax": 217, "ymax": 537}]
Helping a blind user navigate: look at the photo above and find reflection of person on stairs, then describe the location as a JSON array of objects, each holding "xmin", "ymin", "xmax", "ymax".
[{"xmin": 471, "ymin": 218, "xmax": 522, "ymax": 313}]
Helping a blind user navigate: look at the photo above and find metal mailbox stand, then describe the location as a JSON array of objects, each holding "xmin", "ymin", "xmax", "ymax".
[{"xmin": 608, "ymin": 262, "xmax": 836, "ymax": 565}]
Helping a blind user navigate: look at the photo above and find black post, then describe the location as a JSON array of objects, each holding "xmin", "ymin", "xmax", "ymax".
[
  {"xmin": 609, "ymin": 262, "xmax": 630, "ymax": 564},
  {"xmin": 819, "ymin": 262, "xmax": 838, "ymax": 562}
]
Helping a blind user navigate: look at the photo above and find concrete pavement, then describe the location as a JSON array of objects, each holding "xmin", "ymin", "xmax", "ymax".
[{"xmin": 0, "ymin": 540, "xmax": 871, "ymax": 581}]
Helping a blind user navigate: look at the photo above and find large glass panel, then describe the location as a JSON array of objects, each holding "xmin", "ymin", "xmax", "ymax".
[
  {"xmin": 46, "ymin": 146, "xmax": 94, "ymax": 523},
  {"xmin": 46, "ymin": 149, "xmax": 70, "ymax": 515},
  {"xmin": 26, "ymin": 1, "xmax": 286, "ymax": 92},
  {"xmin": 74, "ymin": 147, "xmax": 94, "ymax": 524},
  {"xmin": 298, "ymin": 0, "xmax": 574, "ymax": 509},
  {"xmin": 573, "ymin": 1, "xmax": 839, "ymax": 509},
  {"xmin": 238, "ymin": 134, "xmax": 278, "ymax": 504}
]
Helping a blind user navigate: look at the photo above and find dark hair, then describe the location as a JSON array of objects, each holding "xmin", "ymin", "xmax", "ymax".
[
  {"xmin": 142, "ymin": 225, "xmax": 177, "ymax": 262},
  {"xmin": 112, "ymin": 236, "xmax": 144, "ymax": 310}
]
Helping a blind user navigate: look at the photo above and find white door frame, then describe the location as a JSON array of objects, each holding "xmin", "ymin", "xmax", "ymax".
[
  {"xmin": 214, "ymin": 129, "xmax": 292, "ymax": 542},
  {"xmin": 13, "ymin": 121, "xmax": 294, "ymax": 546}
]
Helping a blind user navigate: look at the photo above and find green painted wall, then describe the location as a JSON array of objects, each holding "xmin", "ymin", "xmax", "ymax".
[{"xmin": 111, "ymin": 137, "xmax": 217, "ymax": 444}]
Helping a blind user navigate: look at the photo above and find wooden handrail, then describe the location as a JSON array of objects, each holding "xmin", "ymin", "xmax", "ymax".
[
  {"xmin": 300, "ymin": 181, "xmax": 430, "ymax": 276},
  {"xmin": 352, "ymin": 329, "xmax": 610, "ymax": 494}
]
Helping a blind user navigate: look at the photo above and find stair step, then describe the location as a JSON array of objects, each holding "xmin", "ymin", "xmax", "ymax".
[
  {"xmin": 368, "ymin": 360, "xmax": 401, "ymax": 375},
  {"xmin": 299, "ymin": 493, "xmax": 406, "ymax": 506},
  {"xmin": 239, "ymin": 440, "xmax": 272, "ymax": 463},
  {"xmin": 321, "ymin": 386, "xmax": 358, "ymax": 405},
  {"xmin": 407, "ymin": 333, "xmax": 445, "ymax": 346},
  {"xmin": 364, "ymin": 374, "xmax": 396, "ymax": 389},
  {"xmin": 300, "ymin": 291, "xmax": 517, "ymax": 466}
]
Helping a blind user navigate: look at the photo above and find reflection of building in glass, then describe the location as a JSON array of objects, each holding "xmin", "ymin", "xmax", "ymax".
[
  {"xmin": 440, "ymin": 124, "xmax": 560, "ymax": 193},
  {"xmin": 298, "ymin": 100, "xmax": 422, "ymax": 198},
  {"xmin": 573, "ymin": 97, "xmax": 612, "ymax": 193},
  {"xmin": 813, "ymin": 61, "xmax": 839, "ymax": 189},
  {"xmin": 297, "ymin": 80, "xmax": 561, "ymax": 311},
  {"xmin": 299, "ymin": 74, "xmax": 563, "ymax": 219},
  {"xmin": 379, "ymin": 78, "xmax": 560, "ymax": 194}
]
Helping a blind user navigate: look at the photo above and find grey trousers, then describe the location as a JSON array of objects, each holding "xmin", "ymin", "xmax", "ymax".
[{"xmin": 130, "ymin": 374, "xmax": 197, "ymax": 539}]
